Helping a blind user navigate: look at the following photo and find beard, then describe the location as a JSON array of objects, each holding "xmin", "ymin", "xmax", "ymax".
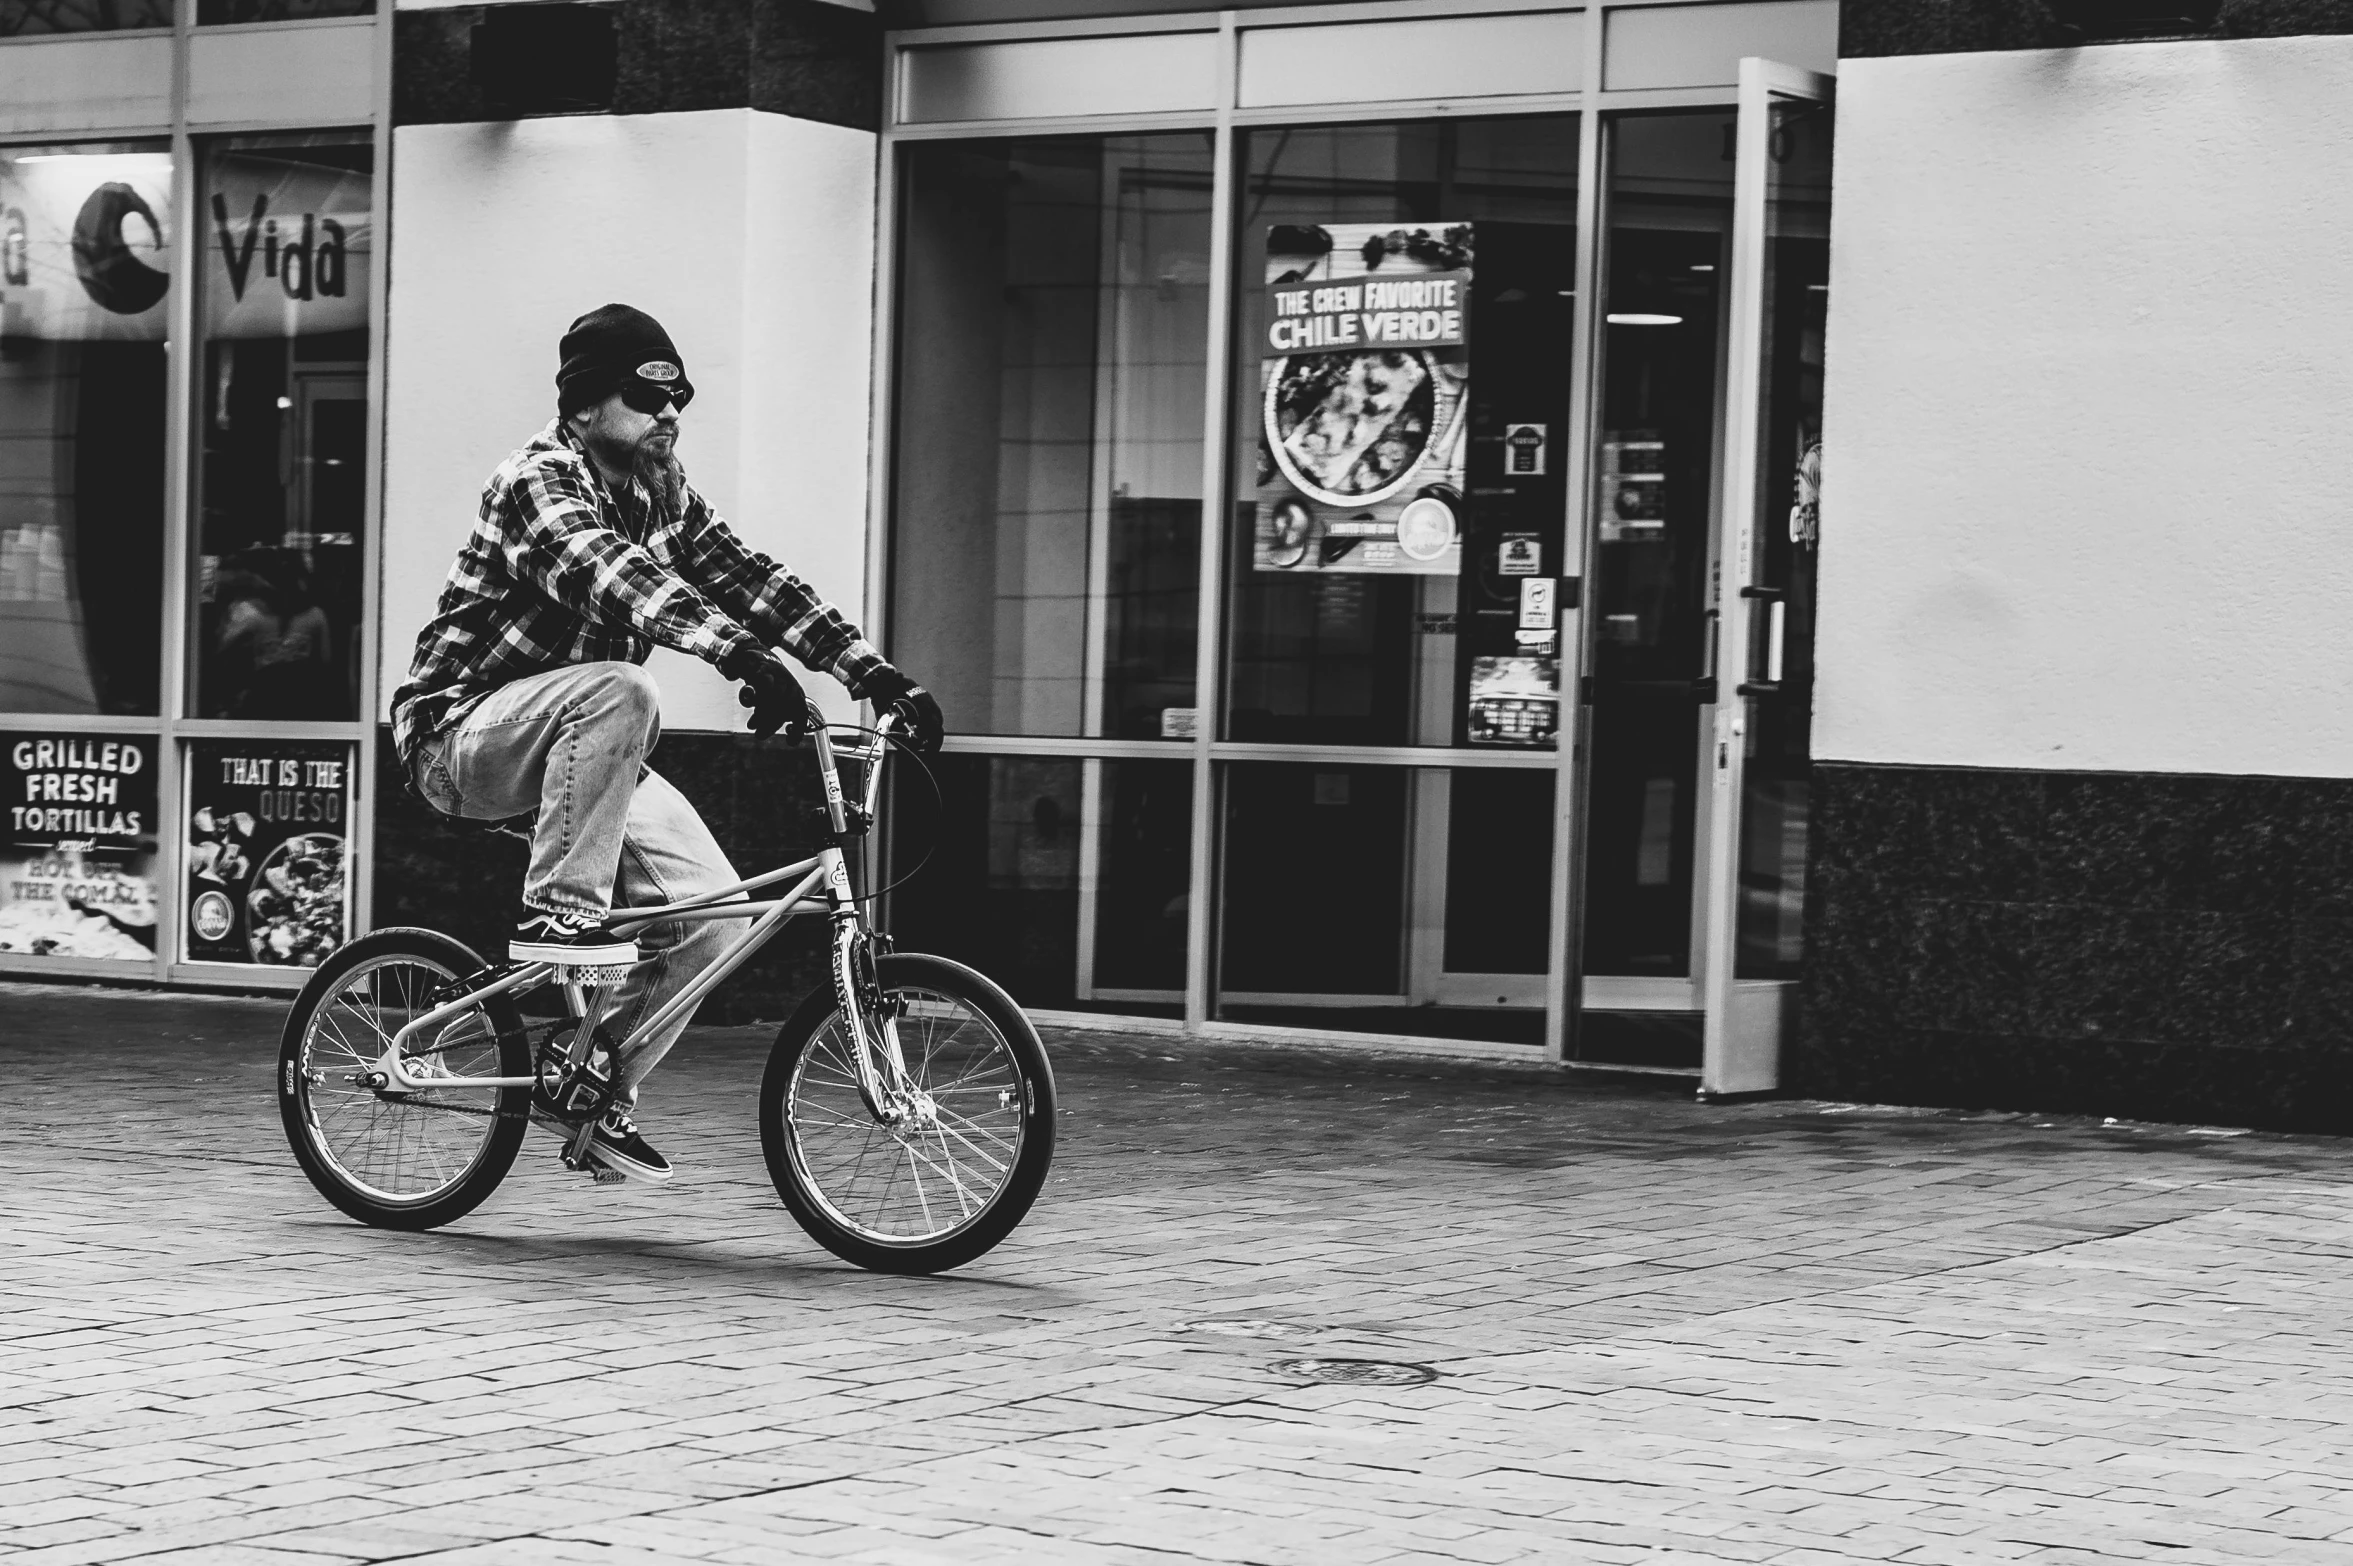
[
  {"xmin": 632, "ymin": 438, "xmax": 685, "ymax": 519},
  {"xmin": 582, "ymin": 415, "xmax": 686, "ymax": 520}
]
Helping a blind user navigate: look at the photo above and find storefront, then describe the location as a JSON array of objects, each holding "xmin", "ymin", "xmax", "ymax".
[
  {"xmin": 0, "ymin": 3, "xmax": 383, "ymax": 991},
  {"xmin": 15, "ymin": 0, "xmax": 2343, "ymax": 1128},
  {"xmin": 867, "ymin": 0, "xmax": 1836, "ymax": 1088},
  {"xmin": 0, "ymin": 0, "xmax": 1841, "ymax": 1090}
]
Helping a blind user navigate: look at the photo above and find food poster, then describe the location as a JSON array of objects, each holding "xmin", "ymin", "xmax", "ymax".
[
  {"xmin": 1467, "ymin": 656, "xmax": 1561, "ymax": 748},
  {"xmin": 1255, "ymin": 223, "xmax": 1472, "ymax": 576},
  {"xmin": 0, "ymin": 147, "xmax": 174, "ymax": 343},
  {"xmin": 0, "ymin": 734, "xmax": 160, "ymax": 962},
  {"xmin": 184, "ymin": 740, "xmax": 354, "ymax": 967}
]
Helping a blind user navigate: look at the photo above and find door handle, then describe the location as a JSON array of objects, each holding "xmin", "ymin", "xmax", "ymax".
[{"xmin": 1736, "ymin": 585, "xmax": 1786, "ymax": 697}]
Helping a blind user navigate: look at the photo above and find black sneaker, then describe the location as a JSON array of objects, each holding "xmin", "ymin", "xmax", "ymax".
[
  {"xmin": 588, "ymin": 1108, "xmax": 672, "ymax": 1183},
  {"xmin": 510, "ymin": 908, "xmax": 638, "ymax": 967}
]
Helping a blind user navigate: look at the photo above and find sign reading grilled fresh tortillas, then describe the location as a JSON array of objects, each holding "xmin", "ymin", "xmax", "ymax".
[{"xmin": 1255, "ymin": 223, "xmax": 1471, "ymax": 576}]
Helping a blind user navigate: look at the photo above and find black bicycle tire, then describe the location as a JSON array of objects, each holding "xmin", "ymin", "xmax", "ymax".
[
  {"xmin": 759, "ymin": 952, "xmax": 1056, "ymax": 1274},
  {"xmin": 277, "ymin": 927, "xmax": 532, "ymax": 1232}
]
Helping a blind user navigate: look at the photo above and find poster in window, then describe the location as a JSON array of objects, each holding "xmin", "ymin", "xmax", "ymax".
[
  {"xmin": 0, "ymin": 734, "xmax": 159, "ymax": 961},
  {"xmin": 184, "ymin": 739, "xmax": 355, "ymax": 967},
  {"xmin": 1255, "ymin": 223, "xmax": 1471, "ymax": 576},
  {"xmin": 202, "ymin": 143, "xmax": 371, "ymax": 342},
  {"xmin": 1467, "ymin": 656, "xmax": 1560, "ymax": 749},
  {"xmin": 0, "ymin": 145, "xmax": 173, "ymax": 344}
]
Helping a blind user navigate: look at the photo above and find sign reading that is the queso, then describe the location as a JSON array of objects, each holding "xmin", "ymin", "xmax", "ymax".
[
  {"xmin": 0, "ymin": 734, "xmax": 159, "ymax": 962},
  {"xmin": 185, "ymin": 739, "xmax": 354, "ymax": 968},
  {"xmin": 1255, "ymin": 223, "xmax": 1472, "ymax": 577}
]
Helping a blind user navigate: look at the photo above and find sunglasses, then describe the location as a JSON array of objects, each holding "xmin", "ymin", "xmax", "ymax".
[{"xmin": 620, "ymin": 379, "xmax": 693, "ymax": 415}]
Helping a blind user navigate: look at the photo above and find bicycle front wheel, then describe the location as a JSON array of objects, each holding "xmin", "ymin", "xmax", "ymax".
[
  {"xmin": 277, "ymin": 928, "xmax": 531, "ymax": 1231},
  {"xmin": 760, "ymin": 952, "xmax": 1056, "ymax": 1274}
]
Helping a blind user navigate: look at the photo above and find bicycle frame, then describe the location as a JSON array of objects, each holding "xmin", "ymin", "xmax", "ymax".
[{"xmin": 360, "ymin": 711, "xmax": 914, "ymax": 1120}]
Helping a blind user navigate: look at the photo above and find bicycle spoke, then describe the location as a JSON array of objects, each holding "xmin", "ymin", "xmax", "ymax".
[
  {"xmin": 783, "ymin": 987, "xmax": 1025, "ymax": 1247},
  {"xmin": 296, "ymin": 954, "xmax": 506, "ymax": 1206}
]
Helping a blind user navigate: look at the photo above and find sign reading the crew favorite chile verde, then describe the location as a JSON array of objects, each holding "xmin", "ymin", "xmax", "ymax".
[
  {"xmin": 1254, "ymin": 222, "xmax": 1472, "ymax": 577},
  {"xmin": 0, "ymin": 734, "xmax": 159, "ymax": 961},
  {"xmin": 185, "ymin": 739, "xmax": 355, "ymax": 967}
]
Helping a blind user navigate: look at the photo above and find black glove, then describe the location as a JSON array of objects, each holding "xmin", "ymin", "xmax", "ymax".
[
  {"xmin": 863, "ymin": 666, "xmax": 945, "ymax": 755},
  {"xmin": 718, "ymin": 644, "xmax": 810, "ymax": 737}
]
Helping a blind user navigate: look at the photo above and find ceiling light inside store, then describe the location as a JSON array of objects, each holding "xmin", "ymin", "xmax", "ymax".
[
  {"xmin": 12, "ymin": 153, "xmax": 171, "ymax": 168},
  {"xmin": 1607, "ymin": 313, "xmax": 1683, "ymax": 326},
  {"xmin": 1690, "ymin": 264, "xmax": 1716, "ymax": 272}
]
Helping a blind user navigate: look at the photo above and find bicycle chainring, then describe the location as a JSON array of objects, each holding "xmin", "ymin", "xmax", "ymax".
[{"xmin": 532, "ymin": 1025, "xmax": 619, "ymax": 1125}]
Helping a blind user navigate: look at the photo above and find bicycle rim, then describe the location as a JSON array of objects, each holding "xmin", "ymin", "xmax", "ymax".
[
  {"xmin": 294, "ymin": 953, "xmax": 510, "ymax": 1208},
  {"xmin": 784, "ymin": 986, "xmax": 1029, "ymax": 1247}
]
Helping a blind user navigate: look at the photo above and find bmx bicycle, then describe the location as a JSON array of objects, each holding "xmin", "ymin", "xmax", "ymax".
[{"xmin": 273, "ymin": 708, "xmax": 1055, "ymax": 1274}]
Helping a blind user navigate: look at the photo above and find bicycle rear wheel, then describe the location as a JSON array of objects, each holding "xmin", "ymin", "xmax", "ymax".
[
  {"xmin": 760, "ymin": 952, "xmax": 1055, "ymax": 1274},
  {"xmin": 277, "ymin": 928, "xmax": 530, "ymax": 1231}
]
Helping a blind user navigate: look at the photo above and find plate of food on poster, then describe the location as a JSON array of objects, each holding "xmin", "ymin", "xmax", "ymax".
[{"xmin": 1254, "ymin": 223, "xmax": 1473, "ymax": 576}]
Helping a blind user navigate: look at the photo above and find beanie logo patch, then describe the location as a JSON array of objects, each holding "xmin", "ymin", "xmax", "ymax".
[{"xmin": 636, "ymin": 360, "xmax": 682, "ymax": 383}]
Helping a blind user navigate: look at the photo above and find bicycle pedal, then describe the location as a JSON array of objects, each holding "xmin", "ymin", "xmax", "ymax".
[{"xmin": 588, "ymin": 1164, "xmax": 628, "ymax": 1185}]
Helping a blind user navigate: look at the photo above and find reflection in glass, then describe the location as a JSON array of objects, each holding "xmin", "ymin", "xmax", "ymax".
[
  {"xmin": 0, "ymin": 2, "xmax": 170, "ymax": 33},
  {"xmin": 193, "ymin": 134, "xmax": 372, "ymax": 721},
  {"xmin": 1735, "ymin": 101, "xmax": 1832, "ymax": 980},
  {"xmin": 891, "ymin": 134, "xmax": 1211, "ymax": 740},
  {"xmin": 889, "ymin": 755, "xmax": 1190, "ymax": 1014},
  {"xmin": 1580, "ymin": 113, "xmax": 1732, "ymax": 978},
  {"xmin": 0, "ymin": 142, "xmax": 172, "ymax": 714},
  {"xmin": 1227, "ymin": 117, "xmax": 1578, "ymax": 748}
]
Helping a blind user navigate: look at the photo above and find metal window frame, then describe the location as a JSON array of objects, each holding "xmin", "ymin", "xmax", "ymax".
[
  {"xmin": 0, "ymin": 0, "xmax": 390, "ymax": 991},
  {"xmin": 869, "ymin": 0, "xmax": 1811, "ymax": 1062}
]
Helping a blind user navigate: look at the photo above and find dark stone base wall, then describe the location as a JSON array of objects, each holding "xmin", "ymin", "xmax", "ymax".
[
  {"xmin": 372, "ymin": 726, "xmax": 833, "ymax": 1026},
  {"xmin": 1797, "ymin": 762, "xmax": 2353, "ymax": 1134},
  {"xmin": 1844, "ymin": 0, "xmax": 2353, "ymax": 57}
]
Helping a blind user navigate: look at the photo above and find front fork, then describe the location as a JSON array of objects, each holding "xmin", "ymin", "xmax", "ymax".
[{"xmin": 824, "ymin": 845, "xmax": 913, "ymax": 1124}]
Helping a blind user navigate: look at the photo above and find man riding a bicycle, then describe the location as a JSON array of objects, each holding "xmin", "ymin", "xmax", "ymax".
[{"xmin": 389, "ymin": 304, "xmax": 942, "ymax": 1185}]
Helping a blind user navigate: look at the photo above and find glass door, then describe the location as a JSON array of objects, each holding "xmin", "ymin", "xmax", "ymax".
[
  {"xmin": 1213, "ymin": 116, "xmax": 1578, "ymax": 1046},
  {"xmin": 1696, "ymin": 61, "xmax": 1833, "ymax": 1094},
  {"xmin": 1577, "ymin": 109, "xmax": 1733, "ymax": 1070}
]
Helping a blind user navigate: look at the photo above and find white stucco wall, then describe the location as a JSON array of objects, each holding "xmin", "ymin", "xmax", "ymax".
[
  {"xmin": 1817, "ymin": 37, "xmax": 2353, "ymax": 777},
  {"xmin": 382, "ymin": 109, "xmax": 877, "ymax": 733}
]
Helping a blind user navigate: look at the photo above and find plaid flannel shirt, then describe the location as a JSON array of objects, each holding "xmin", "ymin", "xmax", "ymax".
[{"xmin": 391, "ymin": 421, "xmax": 888, "ymax": 764}]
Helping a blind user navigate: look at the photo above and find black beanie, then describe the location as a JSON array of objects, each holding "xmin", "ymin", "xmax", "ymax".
[{"xmin": 556, "ymin": 303, "xmax": 693, "ymax": 417}]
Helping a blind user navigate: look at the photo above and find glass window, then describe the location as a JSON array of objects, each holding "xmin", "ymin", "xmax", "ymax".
[
  {"xmin": 888, "ymin": 755, "xmax": 1190, "ymax": 1014},
  {"xmin": 1227, "ymin": 116, "xmax": 1579, "ymax": 748},
  {"xmin": 891, "ymin": 133, "xmax": 1213, "ymax": 741},
  {"xmin": 192, "ymin": 133, "xmax": 372, "ymax": 721},
  {"xmin": 0, "ymin": 2, "xmax": 170, "ymax": 33},
  {"xmin": 1217, "ymin": 761, "xmax": 1549, "ymax": 1044},
  {"xmin": 1581, "ymin": 112, "xmax": 1733, "ymax": 979},
  {"xmin": 197, "ymin": 1, "xmax": 374, "ymax": 21},
  {"xmin": 0, "ymin": 140, "xmax": 173, "ymax": 715}
]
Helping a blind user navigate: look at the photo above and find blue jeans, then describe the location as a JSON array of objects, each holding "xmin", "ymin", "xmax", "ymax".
[{"xmin": 411, "ymin": 661, "xmax": 746, "ymax": 1099}]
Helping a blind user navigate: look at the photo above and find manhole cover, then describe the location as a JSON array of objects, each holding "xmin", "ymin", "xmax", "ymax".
[
  {"xmin": 1183, "ymin": 1319, "xmax": 1318, "ymax": 1340},
  {"xmin": 1271, "ymin": 1358, "xmax": 1437, "ymax": 1386}
]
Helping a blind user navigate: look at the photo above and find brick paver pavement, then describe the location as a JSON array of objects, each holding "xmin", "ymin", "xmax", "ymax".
[{"xmin": 3, "ymin": 981, "xmax": 2351, "ymax": 1565}]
